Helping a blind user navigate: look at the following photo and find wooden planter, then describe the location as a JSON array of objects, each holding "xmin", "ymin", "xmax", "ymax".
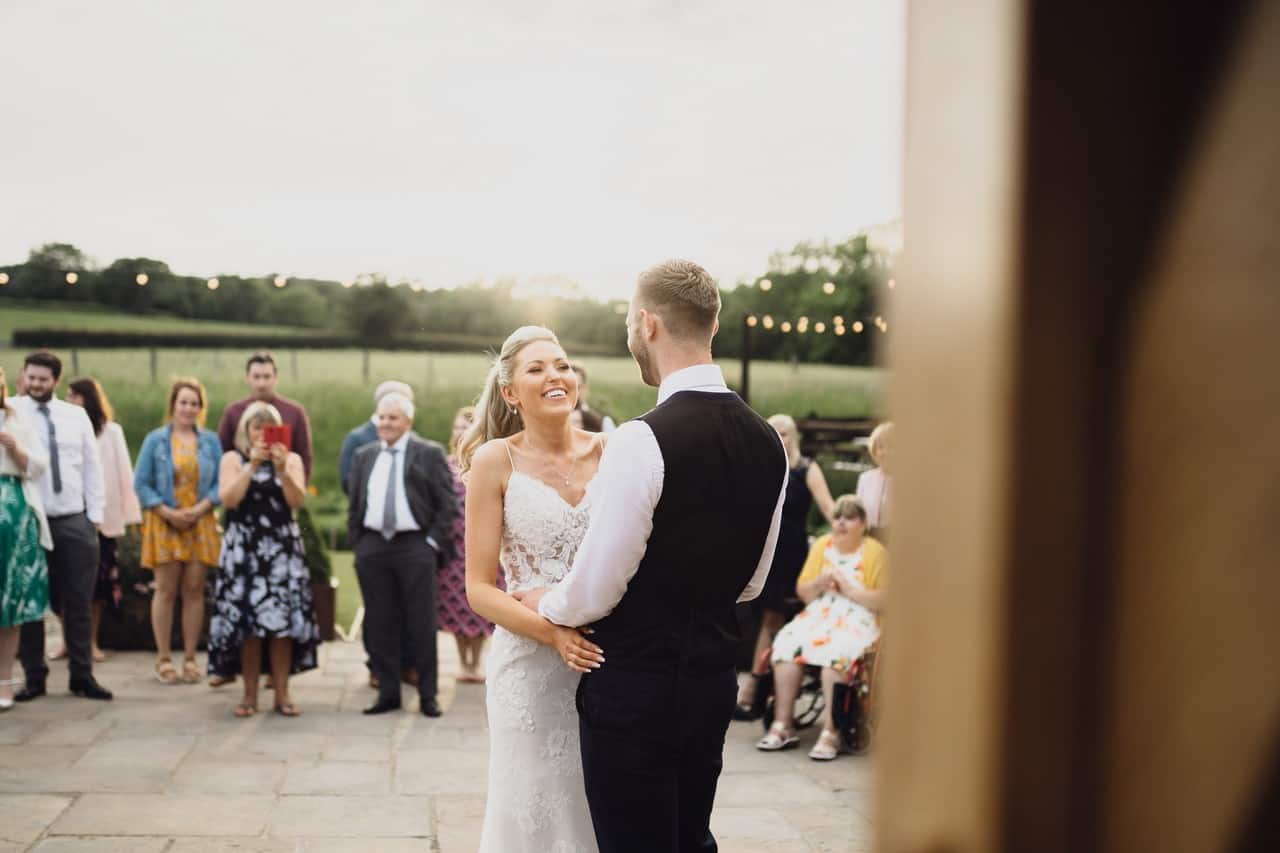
[{"xmin": 312, "ymin": 577, "xmax": 338, "ymax": 642}]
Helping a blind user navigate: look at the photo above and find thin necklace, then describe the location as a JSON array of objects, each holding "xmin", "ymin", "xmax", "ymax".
[{"xmin": 521, "ymin": 436, "xmax": 578, "ymax": 487}]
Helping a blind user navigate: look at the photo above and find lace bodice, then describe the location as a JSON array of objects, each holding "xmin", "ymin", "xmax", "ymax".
[{"xmin": 500, "ymin": 472, "xmax": 594, "ymax": 594}]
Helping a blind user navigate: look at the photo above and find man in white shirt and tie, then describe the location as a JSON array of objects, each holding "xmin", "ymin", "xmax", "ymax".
[
  {"xmin": 13, "ymin": 350, "xmax": 113, "ymax": 701},
  {"xmin": 346, "ymin": 393, "xmax": 456, "ymax": 717}
]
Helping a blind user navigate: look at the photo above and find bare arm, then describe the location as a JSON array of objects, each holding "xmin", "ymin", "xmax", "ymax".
[
  {"xmin": 279, "ymin": 452, "xmax": 307, "ymax": 509},
  {"xmin": 806, "ymin": 461, "xmax": 836, "ymax": 523},
  {"xmin": 218, "ymin": 451, "xmax": 254, "ymax": 509},
  {"xmin": 465, "ymin": 441, "xmax": 602, "ymax": 671}
]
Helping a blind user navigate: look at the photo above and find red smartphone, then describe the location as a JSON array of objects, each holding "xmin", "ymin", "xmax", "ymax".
[{"xmin": 262, "ymin": 424, "xmax": 292, "ymax": 448}]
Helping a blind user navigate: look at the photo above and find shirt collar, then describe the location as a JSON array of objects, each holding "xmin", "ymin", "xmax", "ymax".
[
  {"xmin": 381, "ymin": 432, "xmax": 411, "ymax": 453},
  {"xmin": 656, "ymin": 364, "xmax": 729, "ymax": 405}
]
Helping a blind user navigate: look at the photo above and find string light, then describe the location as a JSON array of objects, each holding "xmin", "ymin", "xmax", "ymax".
[
  {"xmin": 759, "ymin": 279, "xmax": 772, "ymax": 292},
  {"xmin": 833, "ymin": 315, "xmax": 844, "ymax": 325},
  {"xmin": 888, "ymin": 278, "xmax": 897, "ymax": 290},
  {"xmin": 814, "ymin": 322, "xmax": 826, "ymax": 333},
  {"xmin": 65, "ymin": 272, "xmax": 78, "ymax": 285},
  {"xmin": 874, "ymin": 315, "xmax": 883, "ymax": 326},
  {"xmin": 341, "ymin": 279, "xmax": 354, "ymax": 289},
  {"xmin": 780, "ymin": 321, "xmax": 792, "ymax": 333},
  {"xmin": 206, "ymin": 277, "xmax": 220, "ymax": 291},
  {"xmin": 0, "ymin": 272, "xmax": 9, "ymax": 286},
  {"xmin": 746, "ymin": 315, "xmax": 758, "ymax": 327},
  {"xmin": 135, "ymin": 273, "xmax": 149, "ymax": 286},
  {"xmin": 822, "ymin": 281, "xmax": 836, "ymax": 294},
  {"xmin": 853, "ymin": 321, "xmax": 864, "ymax": 333},
  {"xmin": 880, "ymin": 321, "xmax": 890, "ymax": 333},
  {"xmin": 273, "ymin": 275, "xmax": 287, "ymax": 288},
  {"xmin": 762, "ymin": 315, "xmax": 774, "ymax": 329},
  {"xmin": 834, "ymin": 325, "xmax": 846, "ymax": 336}
]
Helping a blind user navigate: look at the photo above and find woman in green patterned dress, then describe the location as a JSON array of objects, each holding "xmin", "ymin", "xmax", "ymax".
[{"xmin": 0, "ymin": 366, "xmax": 51, "ymax": 711}]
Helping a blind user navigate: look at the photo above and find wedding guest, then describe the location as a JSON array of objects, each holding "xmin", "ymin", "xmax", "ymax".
[
  {"xmin": 339, "ymin": 380, "xmax": 414, "ymax": 495},
  {"xmin": 437, "ymin": 406, "xmax": 501, "ymax": 683},
  {"xmin": 347, "ymin": 392, "xmax": 456, "ymax": 716},
  {"xmin": 571, "ymin": 362, "xmax": 615, "ymax": 433},
  {"xmin": 209, "ymin": 401, "xmax": 318, "ymax": 718},
  {"xmin": 65, "ymin": 377, "xmax": 141, "ymax": 662},
  {"xmin": 338, "ymin": 380, "xmax": 420, "ymax": 689},
  {"xmin": 217, "ymin": 351, "xmax": 314, "ymax": 481},
  {"xmin": 735, "ymin": 413, "xmax": 836, "ymax": 718},
  {"xmin": 12, "ymin": 350, "xmax": 112, "ymax": 701},
  {"xmin": 134, "ymin": 377, "xmax": 222, "ymax": 685},
  {"xmin": 0, "ymin": 366, "xmax": 51, "ymax": 711},
  {"xmin": 856, "ymin": 421, "xmax": 894, "ymax": 541},
  {"xmin": 757, "ymin": 495, "xmax": 887, "ymax": 760}
]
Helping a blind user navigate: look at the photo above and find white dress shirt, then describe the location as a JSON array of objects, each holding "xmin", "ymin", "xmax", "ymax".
[
  {"xmin": 0, "ymin": 408, "xmax": 53, "ymax": 549},
  {"xmin": 11, "ymin": 395, "xmax": 105, "ymax": 524},
  {"xmin": 540, "ymin": 363, "xmax": 788, "ymax": 627},
  {"xmin": 363, "ymin": 432, "xmax": 421, "ymax": 534},
  {"xmin": 856, "ymin": 466, "xmax": 891, "ymax": 529}
]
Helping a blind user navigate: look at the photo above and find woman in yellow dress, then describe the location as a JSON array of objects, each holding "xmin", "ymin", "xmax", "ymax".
[{"xmin": 133, "ymin": 378, "xmax": 223, "ymax": 684}]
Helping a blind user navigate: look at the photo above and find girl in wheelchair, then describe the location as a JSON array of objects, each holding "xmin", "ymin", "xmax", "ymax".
[{"xmin": 757, "ymin": 494, "xmax": 887, "ymax": 760}]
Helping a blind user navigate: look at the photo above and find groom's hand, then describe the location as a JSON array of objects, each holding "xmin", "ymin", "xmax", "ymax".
[{"xmin": 512, "ymin": 588, "xmax": 548, "ymax": 613}]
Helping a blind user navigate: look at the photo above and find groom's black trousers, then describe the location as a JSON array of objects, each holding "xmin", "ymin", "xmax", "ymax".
[{"xmin": 577, "ymin": 664, "xmax": 737, "ymax": 853}]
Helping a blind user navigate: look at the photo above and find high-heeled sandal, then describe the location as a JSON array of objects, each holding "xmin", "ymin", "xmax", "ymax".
[{"xmin": 181, "ymin": 658, "xmax": 201, "ymax": 684}]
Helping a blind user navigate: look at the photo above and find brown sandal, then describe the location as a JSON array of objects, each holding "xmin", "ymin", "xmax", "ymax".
[
  {"xmin": 181, "ymin": 659, "xmax": 201, "ymax": 684},
  {"xmin": 273, "ymin": 701, "xmax": 301, "ymax": 717},
  {"xmin": 233, "ymin": 701, "xmax": 257, "ymax": 718},
  {"xmin": 154, "ymin": 659, "xmax": 179, "ymax": 685}
]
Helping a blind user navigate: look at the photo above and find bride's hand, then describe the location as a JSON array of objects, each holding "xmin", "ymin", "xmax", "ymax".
[{"xmin": 550, "ymin": 625, "xmax": 604, "ymax": 674}]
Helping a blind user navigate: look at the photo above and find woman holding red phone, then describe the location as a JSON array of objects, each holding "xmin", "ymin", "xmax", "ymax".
[
  {"xmin": 207, "ymin": 401, "xmax": 318, "ymax": 718},
  {"xmin": 133, "ymin": 377, "xmax": 223, "ymax": 685}
]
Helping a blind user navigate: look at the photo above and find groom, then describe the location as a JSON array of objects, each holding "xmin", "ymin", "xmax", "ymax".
[{"xmin": 517, "ymin": 260, "xmax": 788, "ymax": 853}]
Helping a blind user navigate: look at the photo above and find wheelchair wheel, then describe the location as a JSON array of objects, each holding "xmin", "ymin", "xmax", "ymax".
[{"xmin": 761, "ymin": 666, "xmax": 825, "ymax": 732}]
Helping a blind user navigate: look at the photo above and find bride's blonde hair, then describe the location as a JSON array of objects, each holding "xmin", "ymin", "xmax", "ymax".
[{"xmin": 457, "ymin": 325, "xmax": 562, "ymax": 478}]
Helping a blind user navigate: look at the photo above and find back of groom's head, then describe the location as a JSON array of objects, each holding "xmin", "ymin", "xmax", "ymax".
[{"xmin": 635, "ymin": 259, "xmax": 721, "ymax": 346}]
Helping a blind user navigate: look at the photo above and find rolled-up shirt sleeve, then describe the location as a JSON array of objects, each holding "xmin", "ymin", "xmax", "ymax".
[
  {"xmin": 539, "ymin": 421, "xmax": 663, "ymax": 627},
  {"xmin": 737, "ymin": 439, "xmax": 789, "ymax": 602}
]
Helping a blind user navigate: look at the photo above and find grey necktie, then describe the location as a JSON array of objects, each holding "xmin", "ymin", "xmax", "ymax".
[
  {"xmin": 381, "ymin": 447, "xmax": 400, "ymax": 541},
  {"xmin": 36, "ymin": 403, "xmax": 62, "ymax": 493}
]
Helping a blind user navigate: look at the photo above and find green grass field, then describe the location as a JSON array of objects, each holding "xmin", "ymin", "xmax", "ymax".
[
  {"xmin": 0, "ymin": 297, "xmax": 309, "ymax": 339},
  {"xmin": 3, "ymin": 300, "xmax": 884, "ymax": 623}
]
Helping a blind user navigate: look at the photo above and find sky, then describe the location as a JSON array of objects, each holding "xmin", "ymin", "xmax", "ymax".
[{"xmin": 0, "ymin": 0, "xmax": 904, "ymax": 301}]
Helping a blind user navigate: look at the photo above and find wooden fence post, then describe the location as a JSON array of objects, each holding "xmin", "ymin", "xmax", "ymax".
[
  {"xmin": 71, "ymin": 349, "xmax": 80, "ymax": 376},
  {"xmin": 362, "ymin": 349, "xmax": 370, "ymax": 383},
  {"xmin": 149, "ymin": 348, "xmax": 158, "ymax": 383},
  {"xmin": 291, "ymin": 349, "xmax": 300, "ymax": 381}
]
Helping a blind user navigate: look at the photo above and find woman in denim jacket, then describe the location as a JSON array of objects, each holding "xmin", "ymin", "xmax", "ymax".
[{"xmin": 134, "ymin": 377, "xmax": 222, "ymax": 685}]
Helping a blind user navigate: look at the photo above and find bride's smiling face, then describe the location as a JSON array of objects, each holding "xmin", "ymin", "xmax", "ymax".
[{"xmin": 503, "ymin": 340, "xmax": 578, "ymax": 420}]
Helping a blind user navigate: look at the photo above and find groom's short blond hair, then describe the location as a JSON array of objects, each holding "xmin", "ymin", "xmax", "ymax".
[{"xmin": 635, "ymin": 260, "xmax": 721, "ymax": 345}]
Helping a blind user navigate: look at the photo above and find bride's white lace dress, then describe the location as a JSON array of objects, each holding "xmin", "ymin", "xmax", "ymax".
[{"xmin": 478, "ymin": 470, "xmax": 598, "ymax": 853}]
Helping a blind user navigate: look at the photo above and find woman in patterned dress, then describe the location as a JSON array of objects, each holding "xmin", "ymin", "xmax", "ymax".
[
  {"xmin": 134, "ymin": 378, "xmax": 223, "ymax": 685},
  {"xmin": 757, "ymin": 494, "xmax": 887, "ymax": 760},
  {"xmin": 438, "ymin": 406, "xmax": 502, "ymax": 683},
  {"xmin": 0, "ymin": 366, "xmax": 51, "ymax": 711},
  {"xmin": 208, "ymin": 401, "xmax": 318, "ymax": 718}
]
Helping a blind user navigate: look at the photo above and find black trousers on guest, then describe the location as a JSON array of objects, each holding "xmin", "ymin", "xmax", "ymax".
[
  {"xmin": 20, "ymin": 512, "xmax": 99, "ymax": 684},
  {"xmin": 353, "ymin": 531, "xmax": 438, "ymax": 704},
  {"xmin": 578, "ymin": 664, "xmax": 738, "ymax": 853}
]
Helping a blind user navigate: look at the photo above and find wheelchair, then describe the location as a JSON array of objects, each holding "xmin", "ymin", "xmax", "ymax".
[{"xmin": 756, "ymin": 643, "xmax": 879, "ymax": 756}]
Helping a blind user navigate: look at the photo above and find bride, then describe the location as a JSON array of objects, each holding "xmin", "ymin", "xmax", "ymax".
[{"xmin": 458, "ymin": 326, "xmax": 607, "ymax": 853}]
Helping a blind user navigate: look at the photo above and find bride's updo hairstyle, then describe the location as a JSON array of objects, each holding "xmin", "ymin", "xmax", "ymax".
[{"xmin": 457, "ymin": 325, "xmax": 561, "ymax": 478}]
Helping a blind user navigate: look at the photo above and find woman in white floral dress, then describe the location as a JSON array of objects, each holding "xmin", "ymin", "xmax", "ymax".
[{"xmin": 459, "ymin": 327, "xmax": 608, "ymax": 853}]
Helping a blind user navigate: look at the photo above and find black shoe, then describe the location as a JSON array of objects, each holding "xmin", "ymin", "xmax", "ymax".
[
  {"xmin": 733, "ymin": 703, "xmax": 763, "ymax": 722},
  {"xmin": 363, "ymin": 696, "xmax": 402, "ymax": 715},
  {"xmin": 69, "ymin": 677, "xmax": 113, "ymax": 701},
  {"xmin": 420, "ymin": 698, "xmax": 442, "ymax": 718},
  {"xmin": 14, "ymin": 683, "xmax": 46, "ymax": 702}
]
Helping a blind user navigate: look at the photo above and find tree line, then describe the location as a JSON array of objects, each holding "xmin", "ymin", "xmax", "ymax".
[{"xmin": 1, "ymin": 236, "xmax": 890, "ymax": 365}]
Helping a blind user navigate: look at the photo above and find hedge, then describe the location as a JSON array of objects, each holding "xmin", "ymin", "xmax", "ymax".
[{"xmin": 10, "ymin": 328, "xmax": 625, "ymax": 356}]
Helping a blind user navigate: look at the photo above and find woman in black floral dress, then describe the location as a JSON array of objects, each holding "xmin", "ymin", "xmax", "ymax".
[{"xmin": 209, "ymin": 402, "xmax": 319, "ymax": 717}]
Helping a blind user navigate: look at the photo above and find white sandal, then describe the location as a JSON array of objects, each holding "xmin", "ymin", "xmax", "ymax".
[
  {"xmin": 756, "ymin": 721, "xmax": 799, "ymax": 751},
  {"xmin": 808, "ymin": 728, "xmax": 842, "ymax": 761},
  {"xmin": 0, "ymin": 676, "xmax": 22, "ymax": 711}
]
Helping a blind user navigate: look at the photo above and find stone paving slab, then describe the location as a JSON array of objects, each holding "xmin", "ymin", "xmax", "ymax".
[{"xmin": 0, "ymin": 619, "xmax": 874, "ymax": 851}]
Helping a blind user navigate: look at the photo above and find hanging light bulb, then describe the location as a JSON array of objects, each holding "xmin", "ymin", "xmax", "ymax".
[
  {"xmin": 0, "ymin": 272, "xmax": 9, "ymax": 286},
  {"xmin": 135, "ymin": 273, "xmax": 149, "ymax": 286},
  {"xmin": 814, "ymin": 322, "xmax": 826, "ymax": 334},
  {"xmin": 762, "ymin": 315, "xmax": 774, "ymax": 329},
  {"xmin": 207, "ymin": 277, "xmax": 220, "ymax": 291},
  {"xmin": 780, "ymin": 321, "xmax": 792, "ymax": 333},
  {"xmin": 274, "ymin": 275, "xmax": 287, "ymax": 288},
  {"xmin": 746, "ymin": 315, "xmax": 758, "ymax": 327},
  {"xmin": 888, "ymin": 278, "xmax": 897, "ymax": 289},
  {"xmin": 853, "ymin": 321, "xmax": 864, "ymax": 333},
  {"xmin": 341, "ymin": 279, "xmax": 355, "ymax": 289},
  {"xmin": 65, "ymin": 271, "xmax": 79, "ymax": 285},
  {"xmin": 822, "ymin": 281, "xmax": 836, "ymax": 295},
  {"xmin": 833, "ymin": 315, "xmax": 844, "ymax": 325},
  {"xmin": 759, "ymin": 279, "xmax": 772, "ymax": 292},
  {"xmin": 834, "ymin": 325, "xmax": 846, "ymax": 336}
]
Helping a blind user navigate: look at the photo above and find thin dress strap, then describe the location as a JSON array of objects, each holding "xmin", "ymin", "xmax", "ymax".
[{"xmin": 503, "ymin": 438, "xmax": 517, "ymax": 472}]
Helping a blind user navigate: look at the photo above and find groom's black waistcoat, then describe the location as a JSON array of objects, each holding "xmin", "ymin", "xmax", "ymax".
[{"xmin": 589, "ymin": 390, "xmax": 785, "ymax": 675}]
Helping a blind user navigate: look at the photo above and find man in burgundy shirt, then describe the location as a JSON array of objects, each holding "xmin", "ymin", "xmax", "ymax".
[{"xmin": 216, "ymin": 351, "xmax": 314, "ymax": 481}]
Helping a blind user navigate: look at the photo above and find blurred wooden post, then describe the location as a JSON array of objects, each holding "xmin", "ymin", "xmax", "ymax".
[
  {"xmin": 361, "ymin": 349, "xmax": 370, "ymax": 383},
  {"xmin": 149, "ymin": 348, "xmax": 157, "ymax": 383},
  {"xmin": 71, "ymin": 349, "xmax": 79, "ymax": 376},
  {"xmin": 880, "ymin": 1, "xmax": 1277, "ymax": 852},
  {"xmin": 291, "ymin": 349, "xmax": 299, "ymax": 381},
  {"xmin": 739, "ymin": 314, "xmax": 752, "ymax": 405},
  {"xmin": 425, "ymin": 353, "xmax": 435, "ymax": 392}
]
